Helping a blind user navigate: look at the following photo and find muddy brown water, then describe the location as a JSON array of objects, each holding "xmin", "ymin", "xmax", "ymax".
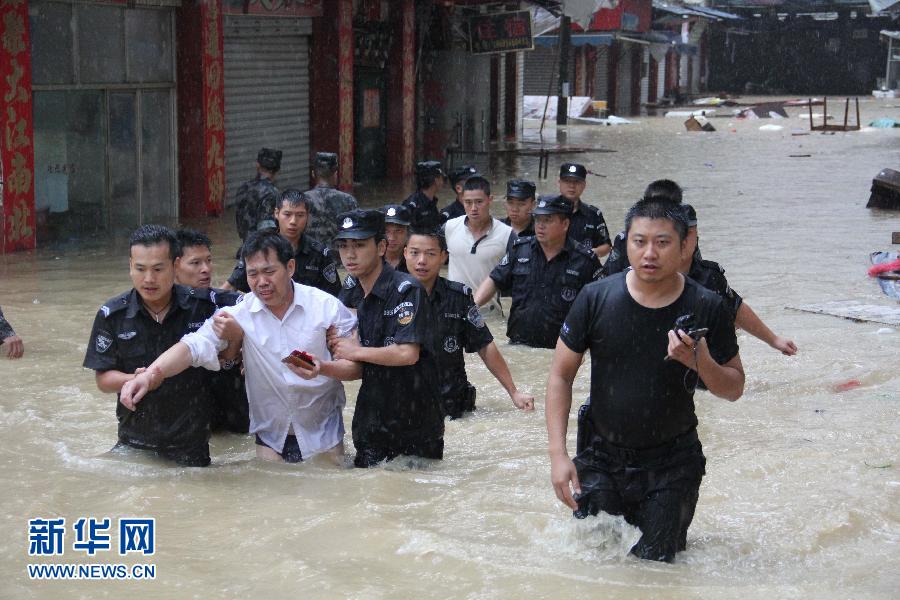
[{"xmin": 1, "ymin": 97, "xmax": 898, "ymax": 598}]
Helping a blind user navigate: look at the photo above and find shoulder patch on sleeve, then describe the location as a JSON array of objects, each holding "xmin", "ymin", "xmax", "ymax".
[
  {"xmin": 323, "ymin": 263, "xmax": 338, "ymax": 284},
  {"xmin": 499, "ymin": 253, "xmax": 510, "ymax": 266},
  {"xmin": 467, "ymin": 305, "xmax": 486, "ymax": 329}
]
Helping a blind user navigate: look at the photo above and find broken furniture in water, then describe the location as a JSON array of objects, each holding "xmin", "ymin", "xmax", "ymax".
[{"xmin": 809, "ymin": 97, "xmax": 860, "ymax": 132}]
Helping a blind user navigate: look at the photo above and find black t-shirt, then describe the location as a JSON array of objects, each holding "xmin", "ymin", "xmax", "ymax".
[
  {"xmin": 83, "ymin": 285, "xmax": 217, "ymax": 452},
  {"xmin": 403, "ymin": 190, "xmax": 443, "ymax": 229},
  {"xmin": 490, "ymin": 237, "xmax": 601, "ymax": 348},
  {"xmin": 227, "ymin": 235, "xmax": 341, "ymax": 296},
  {"xmin": 567, "ymin": 201, "xmax": 611, "ymax": 251},
  {"xmin": 560, "ymin": 273, "xmax": 739, "ymax": 449},
  {"xmin": 440, "ymin": 199, "xmax": 466, "ymax": 223},
  {"xmin": 428, "ymin": 277, "xmax": 494, "ymax": 400},
  {"xmin": 338, "ymin": 265, "xmax": 444, "ymax": 448}
]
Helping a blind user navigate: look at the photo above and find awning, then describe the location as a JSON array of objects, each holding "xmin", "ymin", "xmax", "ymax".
[
  {"xmin": 534, "ymin": 33, "xmax": 615, "ymax": 47},
  {"xmin": 652, "ymin": 2, "xmax": 741, "ymax": 22}
]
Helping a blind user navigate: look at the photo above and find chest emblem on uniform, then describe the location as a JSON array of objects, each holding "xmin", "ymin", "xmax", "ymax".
[
  {"xmin": 443, "ymin": 336, "xmax": 459, "ymax": 353},
  {"xmin": 566, "ymin": 269, "xmax": 580, "ymax": 276},
  {"xmin": 517, "ymin": 257, "xmax": 530, "ymax": 263},
  {"xmin": 561, "ymin": 287, "xmax": 577, "ymax": 302},
  {"xmin": 323, "ymin": 263, "xmax": 338, "ymax": 283},
  {"xmin": 188, "ymin": 322, "xmax": 205, "ymax": 330},
  {"xmin": 342, "ymin": 217, "xmax": 353, "ymax": 229},
  {"xmin": 117, "ymin": 331, "xmax": 137, "ymax": 340},
  {"xmin": 95, "ymin": 334, "xmax": 113, "ymax": 353},
  {"xmin": 467, "ymin": 305, "xmax": 485, "ymax": 328}
]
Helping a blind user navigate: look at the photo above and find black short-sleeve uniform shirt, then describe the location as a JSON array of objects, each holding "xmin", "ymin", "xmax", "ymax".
[
  {"xmin": 203, "ymin": 288, "xmax": 250, "ymax": 433},
  {"xmin": 402, "ymin": 190, "xmax": 443, "ymax": 229},
  {"xmin": 338, "ymin": 265, "xmax": 444, "ymax": 452},
  {"xmin": 560, "ymin": 273, "xmax": 739, "ymax": 449},
  {"xmin": 428, "ymin": 278, "xmax": 493, "ymax": 405},
  {"xmin": 82, "ymin": 285, "xmax": 218, "ymax": 463},
  {"xmin": 686, "ymin": 258, "xmax": 743, "ymax": 319},
  {"xmin": 440, "ymin": 199, "xmax": 466, "ymax": 223},
  {"xmin": 228, "ymin": 234, "xmax": 341, "ymax": 297},
  {"xmin": 490, "ymin": 236, "xmax": 601, "ymax": 348},
  {"xmin": 568, "ymin": 201, "xmax": 611, "ymax": 251}
]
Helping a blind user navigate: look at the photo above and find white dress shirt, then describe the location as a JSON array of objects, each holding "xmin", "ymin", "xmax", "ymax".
[
  {"xmin": 445, "ymin": 215, "xmax": 513, "ymax": 310},
  {"xmin": 181, "ymin": 282, "xmax": 357, "ymax": 457}
]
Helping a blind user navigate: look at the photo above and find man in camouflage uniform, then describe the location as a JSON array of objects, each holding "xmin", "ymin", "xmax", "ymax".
[
  {"xmin": 234, "ymin": 148, "xmax": 282, "ymax": 243},
  {"xmin": 304, "ymin": 152, "xmax": 359, "ymax": 249}
]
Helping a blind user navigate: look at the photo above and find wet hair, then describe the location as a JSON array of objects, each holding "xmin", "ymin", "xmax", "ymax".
[
  {"xmin": 462, "ymin": 175, "xmax": 491, "ymax": 196},
  {"xmin": 408, "ymin": 227, "xmax": 448, "ymax": 252},
  {"xmin": 174, "ymin": 229, "xmax": 211, "ymax": 258},
  {"xmin": 129, "ymin": 224, "xmax": 178, "ymax": 261},
  {"xmin": 642, "ymin": 179, "xmax": 683, "ymax": 204},
  {"xmin": 279, "ymin": 189, "xmax": 309, "ymax": 210},
  {"xmin": 624, "ymin": 199, "xmax": 689, "ymax": 241},
  {"xmin": 240, "ymin": 229, "xmax": 294, "ymax": 266}
]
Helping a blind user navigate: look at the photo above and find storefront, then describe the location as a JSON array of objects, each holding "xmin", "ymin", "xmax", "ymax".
[{"xmin": 28, "ymin": 0, "xmax": 179, "ymax": 239}]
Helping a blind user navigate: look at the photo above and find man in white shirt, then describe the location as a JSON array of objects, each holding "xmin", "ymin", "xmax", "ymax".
[
  {"xmin": 119, "ymin": 230, "xmax": 360, "ymax": 464},
  {"xmin": 445, "ymin": 176, "xmax": 514, "ymax": 312}
]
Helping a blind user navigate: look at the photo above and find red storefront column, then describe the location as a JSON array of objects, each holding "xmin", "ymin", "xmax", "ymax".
[
  {"xmin": 386, "ymin": 0, "xmax": 415, "ymax": 179},
  {"xmin": 337, "ymin": 0, "xmax": 354, "ymax": 191},
  {"xmin": 1, "ymin": 0, "xmax": 36, "ymax": 252},
  {"xmin": 176, "ymin": 0, "xmax": 225, "ymax": 218}
]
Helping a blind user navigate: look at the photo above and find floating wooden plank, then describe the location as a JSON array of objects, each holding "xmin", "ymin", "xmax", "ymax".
[{"xmin": 786, "ymin": 301, "xmax": 900, "ymax": 326}]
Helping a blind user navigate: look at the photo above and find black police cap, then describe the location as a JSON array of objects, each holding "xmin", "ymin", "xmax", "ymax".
[
  {"xmin": 682, "ymin": 204, "xmax": 698, "ymax": 227},
  {"xmin": 381, "ymin": 204, "xmax": 411, "ymax": 226},
  {"xmin": 506, "ymin": 179, "xmax": 537, "ymax": 199},
  {"xmin": 314, "ymin": 152, "xmax": 338, "ymax": 171},
  {"xmin": 532, "ymin": 194, "xmax": 574, "ymax": 216},
  {"xmin": 334, "ymin": 209, "xmax": 384, "ymax": 240},
  {"xmin": 258, "ymin": 147, "xmax": 282, "ymax": 171},
  {"xmin": 416, "ymin": 160, "xmax": 445, "ymax": 178},
  {"xmin": 559, "ymin": 163, "xmax": 587, "ymax": 181},
  {"xmin": 449, "ymin": 165, "xmax": 478, "ymax": 186}
]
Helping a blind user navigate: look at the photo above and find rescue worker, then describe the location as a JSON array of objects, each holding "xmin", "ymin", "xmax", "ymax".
[
  {"xmin": 474, "ymin": 195, "xmax": 601, "ymax": 349},
  {"xmin": 501, "ymin": 179, "xmax": 537, "ymax": 245},
  {"xmin": 547, "ymin": 198, "xmax": 744, "ymax": 562},
  {"xmin": 440, "ymin": 165, "xmax": 479, "ymax": 223},
  {"xmin": 403, "ymin": 228, "xmax": 534, "ymax": 418},
  {"xmin": 558, "ymin": 163, "xmax": 611, "ymax": 258},
  {"xmin": 304, "ymin": 151, "xmax": 359, "ymax": 247},
  {"xmin": 382, "ymin": 204, "xmax": 411, "ymax": 273},
  {"xmin": 174, "ymin": 229, "xmax": 249, "ymax": 434},
  {"xmin": 402, "ymin": 161, "xmax": 446, "ymax": 229},
  {"xmin": 235, "ymin": 147, "xmax": 282, "ymax": 243},
  {"xmin": 227, "ymin": 190, "xmax": 341, "ymax": 297},
  {"xmin": 329, "ymin": 209, "xmax": 444, "ymax": 467},
  {"xmin": 83, "ymin": 225, "xmax": 234, "ymax": 466},
  {"xmin": 0, "ymin": 306, "xmax": 24, "ymax": 359}
]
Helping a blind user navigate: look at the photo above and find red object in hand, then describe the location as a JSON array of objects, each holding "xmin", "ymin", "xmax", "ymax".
[
  {"xmin": 868, "ymin": 258, "xmax": 900, "ymax": 277},
  {"xmin": 282, "ymin": 350, "xmax": 315, "ymax": 369}
]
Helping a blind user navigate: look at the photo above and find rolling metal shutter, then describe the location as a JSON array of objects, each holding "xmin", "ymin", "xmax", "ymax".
[
  {"xmin": 594, "ymin": 46, "xmax": 609, "ymax": 101},
  {"xmin": 640, "ymin": 47, "xmax": 650, "ymax": 105},
  {"xmin": 523, "ymin": 45, "xmax": 575, "ymax": 97},
  {"xmin": 616, "ymin": 43, "xmax": 632, "ymax": 115},
  {"xmin": 223, "ymin": 16, "xmax": 311, "ymax": 207}
]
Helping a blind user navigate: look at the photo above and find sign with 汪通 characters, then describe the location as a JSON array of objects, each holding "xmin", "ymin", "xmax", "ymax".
[{"xmin": 468, "ymin": 11, "xmax": 533, "ymax": 55}]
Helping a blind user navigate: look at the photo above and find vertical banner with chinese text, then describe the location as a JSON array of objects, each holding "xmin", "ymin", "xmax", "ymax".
[
  {"xmin": 337, "ymin": 0, "xmax": 354, "ymax": 191},
  {"xmin": 203, "ymin": 0, "xmax": 226, "ymax": 215},
  {"xmin": 400, "ymin": 0, "xmax": 414, "ymax": 177},
  {"xmin": 1, "ymin": 0, "xmax": 36, "ymax": 252}
]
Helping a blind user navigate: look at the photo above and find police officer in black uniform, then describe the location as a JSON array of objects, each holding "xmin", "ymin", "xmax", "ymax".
[
  {"xmin": 174, "ymin": 229, "xmax": 249, "ymax": 434},
  {"xmin": 474, "ymin": 195, "xmax": 602, "ymax": 349},
  {"xmin": 0, "ymin": 305, "xmax": 24, "ymax": 359},
  {"xmin": 382, "ymin": 204, "xmax": 411, "ymax": 274},
  {"xmin": 404, "ymin": 229, "xmax": 534, "ymax": 418},
  {"xmin": 440, "ymin": 165, "xmax": 478, "ymax": 222},
  {"xmin": 501, "ymin": 179, "xmax": 537, "ymax": 250},
  {"xmin": 402, "ymin": 160, "xmax": 446, "ymax": 229},
  {"xmin": 83, "ymin": 225, "xmax": 230, "ymax": 466},
  {"xmin": 227, "ymin": 190, "xmax": 341, "ymax": 297},
  {"xmin": 235, "ymin": 147, "xmax": 282, "ymax": 243},
  {"xmin": 304, "ymin": 151, "xmax": 359, "ymax": 247},
  {"xmin": 328, "ymin": 209, "xmax": 444, "ymax": 467},
  {"xmin": 558, "ymin": 163, "xmax": 612, "ymax": 258}
]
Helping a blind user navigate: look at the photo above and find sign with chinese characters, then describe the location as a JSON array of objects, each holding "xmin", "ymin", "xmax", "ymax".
[
  {"xmin": 222, "ymin": 0, "xmax": 323, "ymax": 17},
  {"xmin": 468, "ymin": 11, "xmax": 533, "ymax": 55}
]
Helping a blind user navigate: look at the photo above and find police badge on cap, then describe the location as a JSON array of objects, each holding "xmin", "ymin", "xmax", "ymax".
[
  {"xmin": 381, "ymin": 204, "xmax": 411, "ymax": 227},
  {"xmin": 258, "ymin": 147, "xmax": 282, "ymax": 171},
  {"xmin": 559, "ymin": 163, "xmax": 587, "ymax": 181},
  {"xmin": 506, "ymin": 179, "xmax": 537, "ymax": 200},
  {"xmin": 532, "ymin": 195, "xmax": 573, "ymax": 215}
]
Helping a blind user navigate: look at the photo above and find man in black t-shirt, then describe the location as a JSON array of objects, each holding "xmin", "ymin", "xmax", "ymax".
[
  {"xmin": 329, "ymin": 209, "xmax": 444, "ymax": 467},
  {"xmin": 546, "ymin": 200, "xmax": 744, "ymax": 562}
]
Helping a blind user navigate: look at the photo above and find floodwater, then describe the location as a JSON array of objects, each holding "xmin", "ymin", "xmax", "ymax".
[{"xmin": 1, "ymin": 97, "xmax": 898, "ymax": 598}]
